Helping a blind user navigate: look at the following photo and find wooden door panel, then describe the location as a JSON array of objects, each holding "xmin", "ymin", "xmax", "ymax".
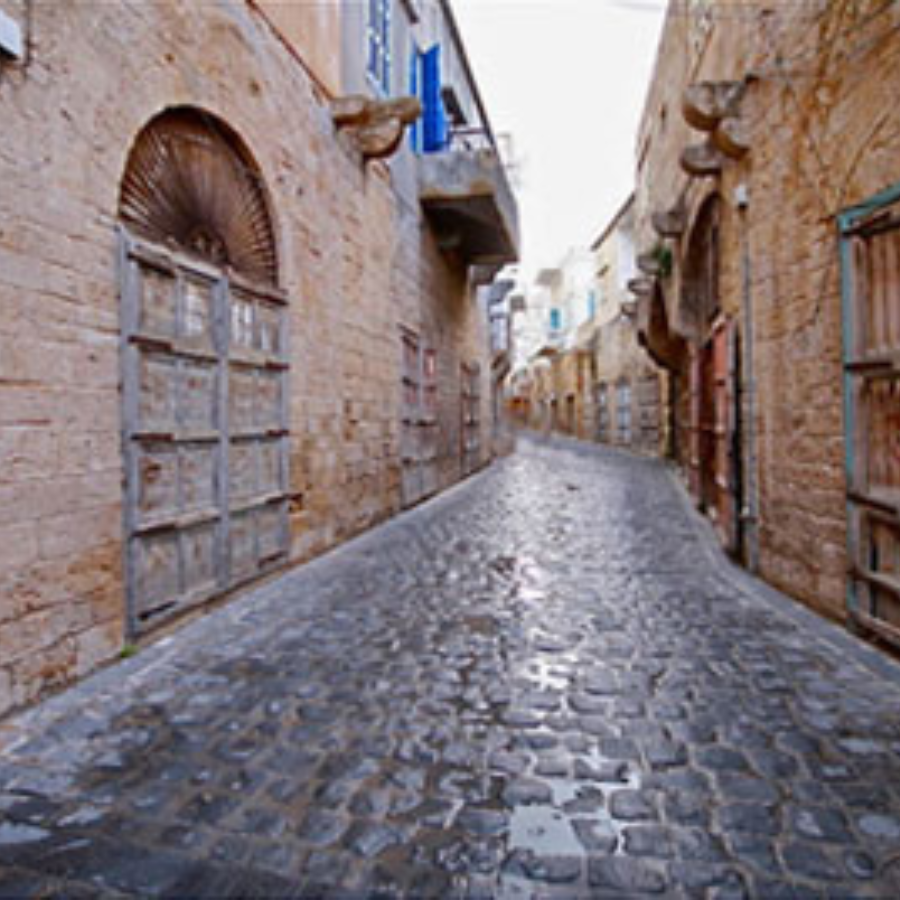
[
  {"xmin": 122, "ymin": 232, "xmax": 289, "ymax": 634},
  {"xmin": 180, "ymin": 445, "xmax": 217, "ymax": 513},
  {"xmin": 182, "ymin": 523, "xmax": 218, "ymax": 596},
  {"xmin": 137, "ymin": 355, "xmax": 179, "ymax": 433},
  {"xmin": 134, "ymin": 532, "xmax": 180, "ymax": 617},
  {"xmin": 179, "ymin": 362, "xmax": 218, "ymax": 433},
  {"xmin": 138, "ymin": 266, "xmax": 178, "ymax": 339},
  {"xmin": 842, "ymin": 194, "xmax": 900, "ymax": 644}
]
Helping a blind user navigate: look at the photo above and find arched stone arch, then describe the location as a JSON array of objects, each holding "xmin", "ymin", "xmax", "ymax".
[{"xmin": 119, "ymin": 106, "xmax": 279, "ymax": 285}]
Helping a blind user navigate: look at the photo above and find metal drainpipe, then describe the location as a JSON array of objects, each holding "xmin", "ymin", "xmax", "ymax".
[{"xmin": 737, "ymin": 192, "xmax": 760, "ymax": 572}]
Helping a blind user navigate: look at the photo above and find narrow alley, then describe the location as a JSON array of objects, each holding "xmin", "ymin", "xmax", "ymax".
[{"xmin": 1, "ymin": 438, "xmax": 899, "ymax": 898}]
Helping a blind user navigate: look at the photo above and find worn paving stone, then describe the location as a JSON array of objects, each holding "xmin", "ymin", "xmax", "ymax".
[{"xmin": 2, "ymin": 436, "xmax": 900, "ymax": 896}]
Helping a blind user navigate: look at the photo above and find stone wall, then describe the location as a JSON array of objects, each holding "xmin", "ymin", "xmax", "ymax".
[
  {"xmin": 593, "ymin": 316, "xmax": 666, "ymax": 456},
  {"xmin": 634, "ymin": 1, "xmax": 900, "ymax": 620},
  {"xmin": 0, "ymin": 0, "xmax": 494, "ymax": 715}
]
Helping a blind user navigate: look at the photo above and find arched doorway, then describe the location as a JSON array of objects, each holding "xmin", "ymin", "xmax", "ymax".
[
  {"xmin": 118, "ymin": 108, "xmax": 289, "ymax": 635},
  {"xmin": 681, "ymin": 194, "xmax": 741, "ymax": 553}
]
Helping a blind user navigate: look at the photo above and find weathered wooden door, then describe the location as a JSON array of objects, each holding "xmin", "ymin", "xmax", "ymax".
[
  {"xmin": 689, "ymin": 318, "xmax": 740, "ymax": 552},
  {"xmin": 616, "ymin": 380, "xmax": 632, "ymax": 445},
  {"xmin": 119, "ymin": 234, "xmax": 290, "ymax": 635},
  {"xmin": 400, "ymin": 330, "xmax": 439, "ymax": 507},
  {"xmin": 461, "ymin": 362, "xmax": 482, "ymax": 475},
  {"xmin": 687, "ymin": 346, "xmax": 702, "ymax": 497},
  {"xmin": 841, "ymin": 190, "xmax": 900, "ymax": 644},
  {"xmin": 596, "ymin": 382, "xmax": 609, "ymax": 442},
  {"xmin": 712, "ymin": 318, "xmax": 741, "ymax": 552},
  {"xmin": 636, "ymin": 372, "xmax": 661, "ymax": 452}
]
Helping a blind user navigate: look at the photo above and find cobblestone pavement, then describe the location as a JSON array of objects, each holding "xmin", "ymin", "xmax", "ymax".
[{"xmin": 2, "ymin": 436, "xmax": 900, "ymax": 899}]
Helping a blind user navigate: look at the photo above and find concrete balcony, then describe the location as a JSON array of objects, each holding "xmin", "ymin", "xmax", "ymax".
[{"xmin": 419, "ymin": 149, "xmax": 519, "ymax": 276}]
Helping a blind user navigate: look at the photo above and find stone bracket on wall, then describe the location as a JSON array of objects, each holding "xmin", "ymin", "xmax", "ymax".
[
  {"xmin": 332, "ymin": 95, "xmax": 421, "ymax": 160},
  {"xmin": 680, "ymin": 80, "xmax": 750, "ymax": 175},
  {"xmin": 680, "ymin": 140, "xmax": 724, "ymax": 177},
  {"xmin": 682, "ymin": 81, "xmax": 745, "ymax": 131},
  {"xmin": 627, "ymin": 276, "xmax": 657, "ymax": 299},
  {"xmin": 652, "ymin": 204, "xmax": 687, "ymax": 238}
]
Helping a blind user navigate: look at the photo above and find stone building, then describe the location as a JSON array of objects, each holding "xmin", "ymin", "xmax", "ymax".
[
  {"xmin": 588, "ymin": 196, "xmax": 667, "ymax": 455},
  {"xmin": 0, "ymin": 0, "xmax": 517, "ymax": 714},
  {"xmin": 509, "ymin": 197, "xmax": 667, "ymax": 456},
  {"xmin": 631, "ymin": 0, "xmax": 899, "ymax": 638}
]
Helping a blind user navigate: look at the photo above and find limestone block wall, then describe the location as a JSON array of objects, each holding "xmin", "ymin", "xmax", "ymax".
[
  {"xmin": 593, "ymin": 316, "xmax": 666, "ymax": 457},
  {"xmin": 635, "ymin": 1, "xmax": 900, "ymax": 621},
  {"xmin": 743, "ymin": 2, "xmax": 900, "ymax": 618},
  {"xmin": 0, "ymin": 0, "xmax": 493, "ymax": 715}
]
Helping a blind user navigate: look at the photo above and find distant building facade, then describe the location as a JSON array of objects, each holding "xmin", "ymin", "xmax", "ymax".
[{"xmin": 511, "ymin": 198, "xmax": 667, "ymax": 457}]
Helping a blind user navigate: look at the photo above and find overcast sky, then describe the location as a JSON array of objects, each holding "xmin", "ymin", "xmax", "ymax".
[{"xmin": 453, "ymin": 0, "xmax": 666, "ymax": 276}]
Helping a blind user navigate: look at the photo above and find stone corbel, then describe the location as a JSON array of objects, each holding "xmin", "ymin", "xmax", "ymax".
[
  {"xmin": 680, "ymin": 140, "xmax": 724, "ymax": 178},
  {"xmin": 652, "ymin": 204, "xmax": 687, "ymax": 239},
  {"xmin": 683, "ymin": 81, "xmax": 751, "ymax": 161},
  {"xmin": 332, "ymin": 95, "xmax": 421, "ymax": 160},
  {"xmin": 682, "ymin": 81, "xmax": 745, "ymax": 131},
  {"xmin": 621, "ymin": 299, "xmax": 638, "ymax": 318},
  {"xmin": 637, "ymin": 252, "xmax": 660, "ymax": 278},
  {"xmin": 627, "ymin": 276, "xmax": 656, "ymax": 299},
  {"xmin": 712, "ymin": 116, "xmax": 750, "ymax": 160}
]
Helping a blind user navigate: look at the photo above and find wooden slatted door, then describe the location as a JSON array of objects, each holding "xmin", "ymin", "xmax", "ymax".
[
  {"xmin": 596, "ymin": 382, "xmax": 609, "ymax": 442},
  {"xmin": 840, "ymin": 190, "xmax": 900, "ymax": 644},
  {"xmin": 711, "ymin": 317, "xmax": 741, "ymax": 553},
  {"xmin": 400, "ymin": 330, "xmax": 438, "ymax": 507},
  {"xmin": 636, "ymin": 372, "xmax": 661, "ymax": 451},
  {"xmin": 689, "ymin": 318, "xmax": 740, "ymax": 553},
  {"xmin": 461, "ymin": 362, "xmax": 482, "ymax": 476},
  {"xmin": 120, "ymin": 234, "xmax": 290, "ymax": 635},
  {"xmin": 687, "ymin": 346, "xmax": 702, "ymax": 498}
]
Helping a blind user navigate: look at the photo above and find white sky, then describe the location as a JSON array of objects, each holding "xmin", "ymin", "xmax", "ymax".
[{"xmin": 453, "ymin": 0, "xmax": 666, "ymax": 276}]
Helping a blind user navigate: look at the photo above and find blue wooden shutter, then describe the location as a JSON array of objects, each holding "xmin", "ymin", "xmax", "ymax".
[{"xmin": 422, "ymin": 45, "xmax": 447, "ymax": 153}]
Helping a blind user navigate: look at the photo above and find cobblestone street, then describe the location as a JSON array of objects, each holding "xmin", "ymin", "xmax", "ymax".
[{"xmin": 1, "ymin": 436, "xmax": 900, "ymax": 898}]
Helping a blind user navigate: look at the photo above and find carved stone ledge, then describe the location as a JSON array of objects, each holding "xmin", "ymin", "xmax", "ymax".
[
  {"xmin": 652, "ymin": 206, "xmax": 687, "ymax": 238},
  {"xmin": 627, "ymin": 276, "xmax": 656, "ymax": 299},
  {"xmin": 637, "ymin": 251, "xmax": 663, "ymax": 277},
  {"xmin": 713, "ymin": 116, "xmax": 750, "ymax": 159},
  {"xmin": 682, "ymin": 81, "xmax": 745, "ymax": 132},
  {"xmin": 332, "ymin": 95, "xmax": 421, "ymax": 160},
  {"xmin": 680, "ymin": 142, "xmax": 724, "ymax": 178}
]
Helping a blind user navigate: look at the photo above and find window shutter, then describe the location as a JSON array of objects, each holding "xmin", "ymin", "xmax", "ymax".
[{"xmin": 422, "ymin": 44, "xmax": 447, "ymax": 153}]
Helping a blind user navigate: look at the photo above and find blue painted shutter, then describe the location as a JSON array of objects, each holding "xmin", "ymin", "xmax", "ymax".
[{"xmin": 422, "ymin": 45, "xmax": 447, "ymax": 153}]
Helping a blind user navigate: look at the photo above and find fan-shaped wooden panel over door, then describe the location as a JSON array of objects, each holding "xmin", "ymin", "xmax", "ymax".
[
  {"xmin": 118, "ymin": 109, "xmax": 289, "ymax": 636},
  {"xmin": 120, "ymin": 108, "xmax": 278, "ymax": 285}
]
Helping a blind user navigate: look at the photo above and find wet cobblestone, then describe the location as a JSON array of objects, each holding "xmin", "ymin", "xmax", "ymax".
[{"xmin": 2, "ymin": 435, "xmax": 900, "ymax": 897}]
